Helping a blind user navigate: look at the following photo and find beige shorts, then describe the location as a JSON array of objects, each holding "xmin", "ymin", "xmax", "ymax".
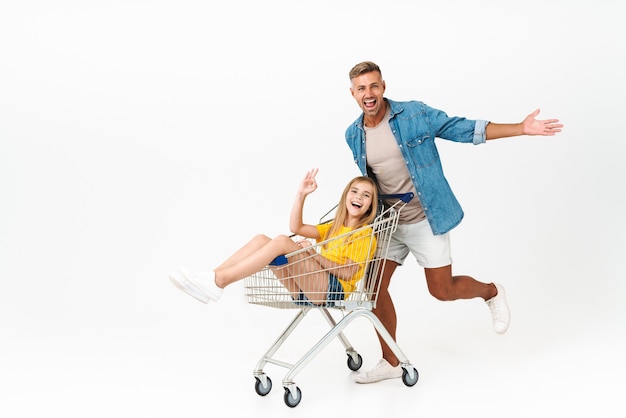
[{"xmin": 384, "ymin": 220, "xmax": 452, "ymax": 268}]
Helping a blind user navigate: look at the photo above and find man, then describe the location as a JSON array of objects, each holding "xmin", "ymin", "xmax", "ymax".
[{"xmin": 345, "ymin": 61, "xmax": 563, "ymax": 384}]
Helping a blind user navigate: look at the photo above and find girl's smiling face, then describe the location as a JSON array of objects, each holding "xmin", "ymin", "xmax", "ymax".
[{"xmin": 345, "ymin": 180, "xmax": 374, "ymax": 219}]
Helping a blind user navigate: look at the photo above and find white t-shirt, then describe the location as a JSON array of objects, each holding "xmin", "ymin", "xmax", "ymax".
[{"xmin": 364, "ymin": 106, "xmax": 426, "ymax": 224}]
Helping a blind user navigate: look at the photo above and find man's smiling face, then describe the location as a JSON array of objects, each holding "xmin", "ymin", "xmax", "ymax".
[{"xmin": 350, "ymin": 70, "xmax": 386, "ymax": 127}]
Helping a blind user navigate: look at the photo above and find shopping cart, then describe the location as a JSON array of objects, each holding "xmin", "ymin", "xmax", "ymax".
[{"xmin": 243, "ymin": 193, "xmax": 418, "ymax": 407}]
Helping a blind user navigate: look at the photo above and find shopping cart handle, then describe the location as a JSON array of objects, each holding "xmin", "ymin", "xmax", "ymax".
[{"xmin": 380, "ymin": 192, "xmax": 414, "ymax": 203}]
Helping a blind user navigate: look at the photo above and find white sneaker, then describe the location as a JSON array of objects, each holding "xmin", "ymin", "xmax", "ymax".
[
  {"xmin": 179, "ymin": 267, "xmax": 223, "ymax": 302},
  {"xmin": 354, "ymin": 359, "xmax": 402, "ymax": 384},
  {"xmin": 169, "ymin": 272, "xmax": 210, "ymax": 304},
  {"xmin": 486, "ymin": 283, "xmax": 510, "ymax": 334}
]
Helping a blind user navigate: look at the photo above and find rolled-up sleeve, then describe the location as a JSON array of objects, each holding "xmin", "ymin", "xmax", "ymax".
[{"xmin": 473, "ymin": 120, "xmax": 489, "ymax": 145}]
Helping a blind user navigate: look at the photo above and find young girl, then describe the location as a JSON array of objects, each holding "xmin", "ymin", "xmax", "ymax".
[{"xmin": 170, "ymin": 168, "xmax": 379, "ymax": 305}]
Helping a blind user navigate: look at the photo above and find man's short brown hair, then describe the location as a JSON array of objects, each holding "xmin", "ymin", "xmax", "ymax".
[{"xmin": 349, "ymin": 61, "xmax": 382, "ymax": 80}]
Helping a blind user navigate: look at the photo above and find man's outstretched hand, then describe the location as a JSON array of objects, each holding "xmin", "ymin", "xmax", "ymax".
[{"xmin": 522, "ymin": 109, "xmax": 564, "ymax": 136}]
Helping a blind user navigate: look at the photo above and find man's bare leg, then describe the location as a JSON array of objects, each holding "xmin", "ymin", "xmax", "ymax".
[
  {"xmin": 424, "ymin": 265, "xmax": 496, "ymax": 301},
  {"xmin": 373, "ymin": 261, "xmax": 400, "ymax": 366},
  {"xmin": 354, "ymin": 261, "xmax": 404, "ymax": 384},
  {"xmin": 424, "ymin": 265, "xmax": 510, "ymax": 333},
  {"xmin": 355, "ymin": 262, "xmax": 510, "ymax": 384}
]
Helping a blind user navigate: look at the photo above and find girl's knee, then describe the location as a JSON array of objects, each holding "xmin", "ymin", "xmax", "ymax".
[
  {"xmin": 252, "ymin": 234, "xmax": 271, "ymax": 243},
  {"xmin": 273, "ymin": 235, "xmax": 293, "ymax": 245}
]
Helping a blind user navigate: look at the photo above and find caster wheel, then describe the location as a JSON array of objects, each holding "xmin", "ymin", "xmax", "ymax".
[
  {"xmin": 402, "ymin": 366, "xmax": 419, "ymax": 387},
  {"xmin": 254, "ymin": 376, "xmax": 272, "ymax": 396},
  {"xmin": 283, "ymin": 386, "xmax": 302, "ymax": 408},
  {"xmin": 347, "ymin": 353, "xmax": 363, "ymax": 371}
]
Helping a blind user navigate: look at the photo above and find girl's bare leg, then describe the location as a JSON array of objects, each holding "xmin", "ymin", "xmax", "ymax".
[
  {"xmin": 215, "ymin": 234, "xmax": 272, "ymax": 270},
  {"xmin": 273, "ymin": 251, "xmax": 328, "ymax": 304},
  {"xmin": 290, "ymin": 257, "xmax": 330, "ymax": 305},
  {"xmin": 273, "ymin": 265, "xmax": 300, "ymax": 298},
  {"xmin": 215, "ymin": 235, "xmax": 300, "ymax": 288}
]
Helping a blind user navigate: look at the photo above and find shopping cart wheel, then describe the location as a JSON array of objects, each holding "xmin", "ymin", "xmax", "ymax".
[
  {"xmin": 283, "ymin": 386, "xmax": 302, "ymax": 408},
  {"xmin": 254, "ymin": 375, "xmax": 272, "ymax": 396},
  {"xmin": 346, "ymin": 353, "xmax": 363, "ymax": 371},
  {"xmin": 401, "ymin": 366, "xmax": 419, "ymax": 387}
]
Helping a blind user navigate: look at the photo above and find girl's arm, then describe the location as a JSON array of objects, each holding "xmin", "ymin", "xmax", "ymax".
[
  {"xmin": 296, "ymin": 241, "xmax": 357, "ymax": 280},
  {"xmin": 314, "ymin": 255, "xmax": 359, "ymax": 280},
  {"xmin": 290, "ymin": 168, "xmax": 321, "ymax": 239},
  {"xmin": 299, "ymin": 229, "xmax": 374, "ymax": 280}
]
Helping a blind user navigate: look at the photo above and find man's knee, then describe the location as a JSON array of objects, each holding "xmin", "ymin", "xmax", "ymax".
[
  {"xmin": 424, "ymin": 266, "xmax": 454, "ymax": 301},
  {"xmin": 427, "ymin": 283, "xmax": 455, "ymax": 301}
]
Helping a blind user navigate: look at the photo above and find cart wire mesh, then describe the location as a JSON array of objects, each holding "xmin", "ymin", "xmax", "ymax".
[{"xmin": 244, "ymin": 196, "xmax": 408, "ymax": 311}]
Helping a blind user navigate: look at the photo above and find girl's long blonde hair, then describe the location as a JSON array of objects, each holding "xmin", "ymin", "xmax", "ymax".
[{"xmin": 324, "ymin": 176, "xmax": 378, "ymax": 240}]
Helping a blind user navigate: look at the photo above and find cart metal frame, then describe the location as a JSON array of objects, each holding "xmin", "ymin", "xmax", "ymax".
[{"xmin": 244, "ymin": 193, "xmax": 418, "ymax": 407}]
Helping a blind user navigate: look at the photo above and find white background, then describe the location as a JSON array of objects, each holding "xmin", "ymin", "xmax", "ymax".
[{"xmin": 1, "ymin": 0, "xmax": 624, "ymax": 416}]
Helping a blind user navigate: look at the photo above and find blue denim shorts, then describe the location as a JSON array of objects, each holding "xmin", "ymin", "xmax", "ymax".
[{"xmin": 294, "ymin": 274, "xmax": 345, "ymax": 307}]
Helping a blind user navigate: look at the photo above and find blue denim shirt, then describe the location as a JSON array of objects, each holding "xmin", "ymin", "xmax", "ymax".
[{"xmin": 345, "ymin": 98, "xmax": 488, "ymax": 235}]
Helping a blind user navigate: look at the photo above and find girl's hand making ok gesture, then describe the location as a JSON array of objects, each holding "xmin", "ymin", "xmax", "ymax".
[{"xmin": 298, "ymin": 168, "xmax": 319, "ymax": 197}]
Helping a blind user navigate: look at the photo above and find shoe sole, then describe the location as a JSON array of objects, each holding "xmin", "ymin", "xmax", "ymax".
[
  {"xmin": 179, "ymin": 268, "xmax": 222, "ymax": 302},
  {"xmin": 169, "ymin": 274, "xmax": 210, "ymax": 304},
  {"xmin": 354, "ymin": 369, "xmax": 402, "ymax": 384},
  {"xmin": 354, "ymin": 374, "xmax": 402, "ymax": 384}
]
